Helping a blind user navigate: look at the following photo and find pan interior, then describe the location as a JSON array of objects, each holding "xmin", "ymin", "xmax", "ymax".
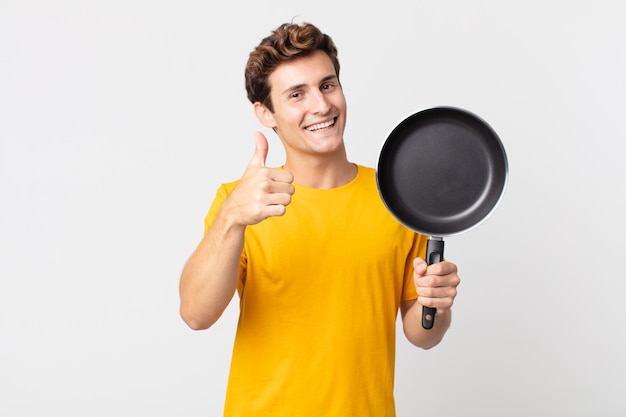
[{"xmin": 377, "ymin": 107, "xmax": 508, "ymax": 236}]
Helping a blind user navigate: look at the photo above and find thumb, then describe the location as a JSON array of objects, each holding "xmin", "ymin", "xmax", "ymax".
[
  {"xmin": 249, "ymin": 131, "xmax": 268, "ymax": 167},
  {"xmin": 413, "ymin": 257, "xmax": 428, "ymax": 276}
]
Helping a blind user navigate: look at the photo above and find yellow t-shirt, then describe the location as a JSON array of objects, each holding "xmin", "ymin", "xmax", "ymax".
[{"xmin": 204, "ymin": 165, "xmax": 426, "ymax": 417}]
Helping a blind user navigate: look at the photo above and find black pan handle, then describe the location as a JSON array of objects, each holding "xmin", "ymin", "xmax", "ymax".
[{"xmin": 422, "ymin": 238, "xmax": 444, "ymax": 329}]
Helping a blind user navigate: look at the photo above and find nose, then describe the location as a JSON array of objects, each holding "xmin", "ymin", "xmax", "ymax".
[{"xmin": 308, "ymin": 89, "xmax": 332, "ymax": 114}]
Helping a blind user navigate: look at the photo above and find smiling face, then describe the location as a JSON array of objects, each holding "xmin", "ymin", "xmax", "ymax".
[{"xmin": 254, "ymin": 50, "xmax": 347, "ymax": 161}]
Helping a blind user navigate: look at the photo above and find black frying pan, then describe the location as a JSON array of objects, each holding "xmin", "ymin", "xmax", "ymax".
[{"xmin": 376, "ymin": 106, "xmax": 508, "ymax": 329}]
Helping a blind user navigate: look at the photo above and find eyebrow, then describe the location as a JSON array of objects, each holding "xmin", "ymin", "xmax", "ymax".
[{"xmin": 280, "ymin": 74, "xmax": 338, "ymax": 96}]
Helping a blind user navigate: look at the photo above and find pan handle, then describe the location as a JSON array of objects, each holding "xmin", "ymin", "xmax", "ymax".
[{"xmin": 422, "ymin": 238, "xmax": 444, "ymax": 329}]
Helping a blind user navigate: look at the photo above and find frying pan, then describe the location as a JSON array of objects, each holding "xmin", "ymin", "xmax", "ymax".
[{"xmin": 376, "ymin": 106, "xmax": 508, "ymax": 329}]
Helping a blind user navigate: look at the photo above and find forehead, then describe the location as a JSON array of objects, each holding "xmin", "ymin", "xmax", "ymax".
[{"xmin": 268, "ymin": 50, "xmax": 336, "ymax": 93}]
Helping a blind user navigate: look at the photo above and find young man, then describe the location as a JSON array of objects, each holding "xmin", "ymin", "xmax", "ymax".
[{"xmin": 179, "ymin": 22, "xmax": 461, "ymax": 416}]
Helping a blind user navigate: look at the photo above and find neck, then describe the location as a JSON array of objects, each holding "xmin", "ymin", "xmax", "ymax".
[{"xmin": 283, "ymin": 150, "xmax": 357, "ymax": 189}]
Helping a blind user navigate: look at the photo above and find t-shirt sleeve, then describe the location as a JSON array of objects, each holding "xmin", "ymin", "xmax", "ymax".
[
  {"xmin": 401, "ymin": 232, "xmax": 427, "ymax": 301},
  {"xmin": 203, "ymin": 183, "xmax": 232, "ymax": 235},
  {"xmin": 201, "ymin": 181, "xmax": 247, "ymax": 295}
]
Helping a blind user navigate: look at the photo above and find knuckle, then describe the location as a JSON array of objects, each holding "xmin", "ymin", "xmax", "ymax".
[{"xmin": 418, "ymin": 287, "xmax": 434, "ymax": 298}]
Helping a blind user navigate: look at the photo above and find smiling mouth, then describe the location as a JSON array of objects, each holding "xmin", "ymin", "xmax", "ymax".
[{"xmin": 305, "ymin": 118, "xmax": 336, "ymax": 132}]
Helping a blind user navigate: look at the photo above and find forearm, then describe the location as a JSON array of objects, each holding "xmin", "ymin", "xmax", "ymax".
[
  {"xmin": 179, "ymin": 210, "xmax": 246, "ymax": 330},
  {"xmin": 400, "ymin": 299, "xmax": 452, "ymax": 349}
]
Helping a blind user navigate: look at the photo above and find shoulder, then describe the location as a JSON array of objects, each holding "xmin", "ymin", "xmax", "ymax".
[
  {"xmin": 354, "ymin": 164, "xmax": 376, "ymax": 182},
  {"xmin": 210, "ymin": 179, "xmax": 240, "ymax": 202}
]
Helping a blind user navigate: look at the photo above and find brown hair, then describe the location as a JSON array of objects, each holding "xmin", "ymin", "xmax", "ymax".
[{"xmin": 244, "ymin": 22, "xmax": 340, "ymax": 112}]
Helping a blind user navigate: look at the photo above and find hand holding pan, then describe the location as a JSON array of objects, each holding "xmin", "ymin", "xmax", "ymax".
[{"xmin": 376, "ymin": 106, "xmax": 508, "ymax": 329}]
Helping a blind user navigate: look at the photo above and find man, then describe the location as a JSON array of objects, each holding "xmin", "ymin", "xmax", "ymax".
[{"xmin": 179, "ymin": 21, "xmax": 460, "ymax": 416}]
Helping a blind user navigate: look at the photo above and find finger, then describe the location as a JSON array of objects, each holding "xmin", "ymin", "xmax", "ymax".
[
  {"xmin": 269, "ymin": 169, "xmax": 295, "ymax": 186},
  {"xmin": 265, "ymin": 192, "xmax": 293, "ymax": 208},
  {"xmin": 413, "ymin": 257, "xmax": 427, "ymax": 276},
  {"xmin": 267, "ymin": 180, "xmax": 295, "ymax": 196},
  {"xmin": 249, "ymin": 131, "xmax": 268, "ymax": 168},
  {"xmin": 427, "ymin": 261, "xmax": 457, "ymax": 278},
  {"xmin": 420, "ymin": 286, "xmax": 458, "ymax": 310}
]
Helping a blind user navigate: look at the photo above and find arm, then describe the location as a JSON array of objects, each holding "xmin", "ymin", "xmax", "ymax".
[
  {"xmin": 179, "ymin": 132, "xmax": 294, "ymax": 330},
  {"xmin": 179, "ymin": 208, "xmax": 246, "ymax": 330},
  {"xmin": 400, "ymin": 258, "xmax": 460, "ymax": 349}
]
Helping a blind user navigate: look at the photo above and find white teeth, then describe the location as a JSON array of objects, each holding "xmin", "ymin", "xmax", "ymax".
[{"xmin": 306, "ymin": 119, "xmax": 335, "ymax": 131}]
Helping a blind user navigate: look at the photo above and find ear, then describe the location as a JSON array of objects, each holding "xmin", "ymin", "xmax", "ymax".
[{"xmin": 254, "ymin": 102, "xmax": 276, "ymax": 129}]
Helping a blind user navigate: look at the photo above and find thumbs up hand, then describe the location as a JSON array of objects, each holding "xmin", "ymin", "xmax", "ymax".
[
  {"xmin": 248, "ymin": 130, "xmax": 271, "ymax": 168},
  {"xmin": 225, "ymin": 132, "xmax": 295, "ymax": 226}
]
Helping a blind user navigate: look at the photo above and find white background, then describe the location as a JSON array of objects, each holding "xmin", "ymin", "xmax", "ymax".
[{"xmin": 1, "ymin": 1, "xmax": 625, "ymax": 416}]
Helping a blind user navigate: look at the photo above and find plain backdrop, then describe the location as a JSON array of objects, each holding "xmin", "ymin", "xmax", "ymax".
[{"xmin": 1, "ymin": 1, "xmax": 625, "ymax": 416}]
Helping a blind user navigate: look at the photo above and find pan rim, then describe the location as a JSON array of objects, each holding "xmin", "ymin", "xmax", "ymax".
[{"xmin": 376, "ymin": 106, "xmax": 509, "ymax": 237}]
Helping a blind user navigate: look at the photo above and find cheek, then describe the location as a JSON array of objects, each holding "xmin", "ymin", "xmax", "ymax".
[{"xmin": 279, "ymin": 110, "xmax": 305, "ymax": 128}]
